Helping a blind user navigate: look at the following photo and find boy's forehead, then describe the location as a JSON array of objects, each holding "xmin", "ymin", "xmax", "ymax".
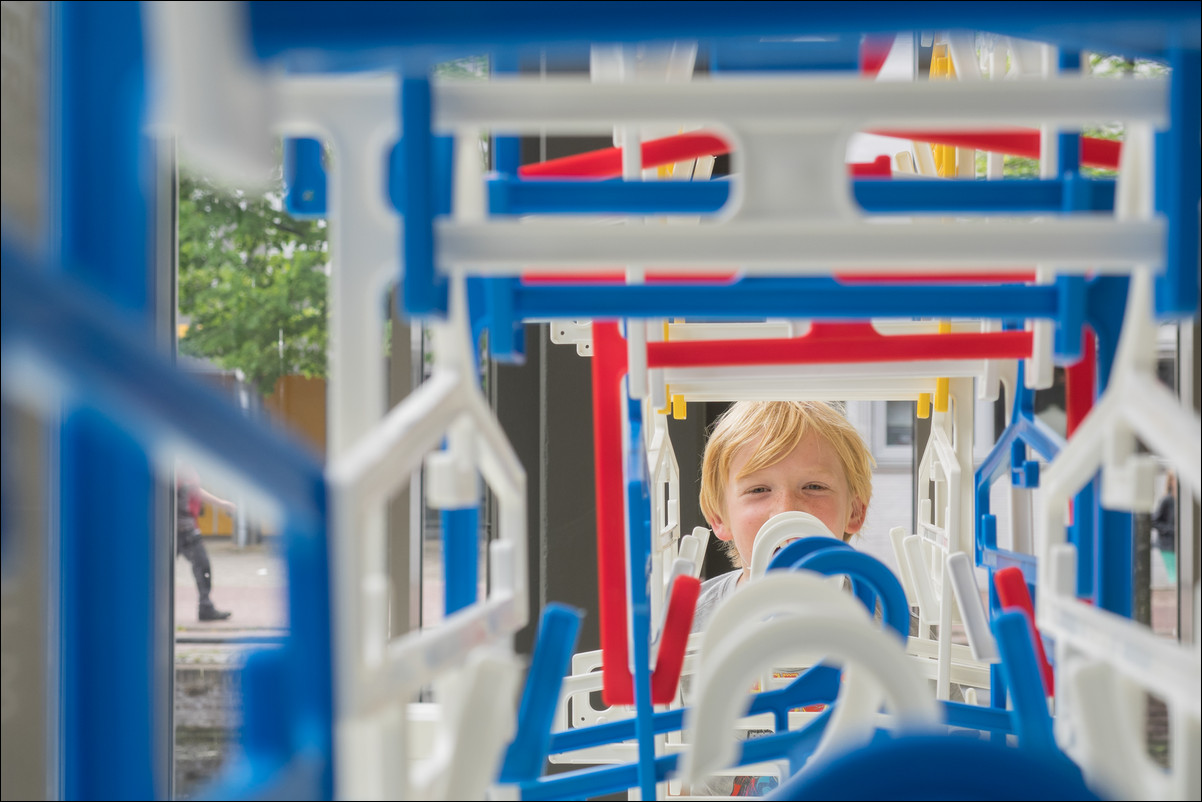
[{"xmin": 729, "ymin": 429, "xmax": 843, "ymax": 477}]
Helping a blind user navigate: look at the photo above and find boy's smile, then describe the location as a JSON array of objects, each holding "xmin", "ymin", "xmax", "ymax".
[{"xmin": 709, "ymin": 429, "xmax": 865, "ymax": 583}]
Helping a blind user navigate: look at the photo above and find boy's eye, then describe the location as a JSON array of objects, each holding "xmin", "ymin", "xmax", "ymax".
[{"xmin": 804, "ymin": 483, "xmax": 827, "ymax": 491}]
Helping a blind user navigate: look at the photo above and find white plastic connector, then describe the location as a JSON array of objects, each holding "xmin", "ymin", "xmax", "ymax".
[
  {"xmin": 143, "ymin": 1, "xmax": 276, "ymax": 185},
  {"xmin": 888, "ymin": 526, "xmax": 919, "ymax": 608},
  {"xmin": 682, "ymin": 591, "xmax": 939, "ymax": 785},
  {"xmin": 549, "ymin": 320, "xmax": 594, "ymax": 357},
  {"xmin": 1100, "ymin": 453, "xmax": 1158, "ymax": 514},
  {"xmin": 748, "ymin": 511, "xmax": 839, "ymax": 580},
  {"xmin": 424, "ymin": 448, "xmax": 480, "ymax": 510},
  {"xmin": 677, "ymin": 532, "xmax": 702, "ymax": 572},
  {"xmin": 978, "ymin": 320, "xmax": 1003, "ymax": 403},
  {"xmin": 946, "ymin": 552, "xmax": 999, "ymax": 663}
]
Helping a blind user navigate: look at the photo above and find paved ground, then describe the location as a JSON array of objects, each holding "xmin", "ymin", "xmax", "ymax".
[{"xmin": 175, "ymin": 540, "xmax": 289, "ymax": 637}]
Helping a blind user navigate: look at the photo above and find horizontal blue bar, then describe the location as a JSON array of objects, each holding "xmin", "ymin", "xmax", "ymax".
[
  {"xmin": 489, "ymin": 177, "xmax": 731, "ymax": 215},
  {"xmin": 489, "ymin": 177, "xmax": 1117, "ymax": 216},
  {"xmin": 520, "ymin": 753, "xmax": 678, "ymax": 801},
  {"xmin": 248, "ymin": 2, "xmax": 1199, "ymax": 66},
  {"xmin": 549, "ymin": 709, "xmax": 684, "ymax": 754},
  {"xmin": 980, "ymin": 548, "xmax": 1039, "ymax": 584},
  {"xmin": 943, "ymin": 700, "xmax": 1015, "ymax": 735},
  {"xmin": 855, "ymin": 178, "xmax": 1116, "ymax": 214},
  {"xmin": 708, "ymin": 37, "xmax": 861, "ymax": 72},
  {"xmin": 511, "ymin": 278, "xmax": 1060, "ymax": 321},
  {"xmin": 290, "ymin": 146, "xmax": 1118, "ymax": 217}
]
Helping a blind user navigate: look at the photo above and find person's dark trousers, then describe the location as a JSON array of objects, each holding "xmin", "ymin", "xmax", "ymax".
[{"xmin": 177, "ymin": 526, "xmax": 231, "ymax": 620}]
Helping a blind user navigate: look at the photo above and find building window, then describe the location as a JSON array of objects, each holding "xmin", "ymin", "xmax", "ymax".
[{"xmin": 885, "ymin": 400, "xmax": 914, "ymax": 446}]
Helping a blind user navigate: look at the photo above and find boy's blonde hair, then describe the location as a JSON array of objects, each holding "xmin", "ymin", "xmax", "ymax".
[{"xmin": 700, "ymin": 401, "xmax": 875, "ymax": 550}]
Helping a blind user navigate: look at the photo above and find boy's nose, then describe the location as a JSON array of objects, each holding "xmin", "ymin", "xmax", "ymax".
[{"xmin": 773, "ymin": 495, "xmax": 806, "ymax": 517}]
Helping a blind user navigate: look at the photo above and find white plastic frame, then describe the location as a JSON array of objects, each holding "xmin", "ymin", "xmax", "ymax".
[
  {"xmin": 681, "ymin": 572, "xmax": 941, "ymax": 785},
  {"xmin": 1033, "ymin": 126, "xmax": 1200, "ymax": 801}
]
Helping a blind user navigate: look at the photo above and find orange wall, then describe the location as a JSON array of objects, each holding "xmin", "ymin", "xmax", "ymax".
[
  {"xmin": 196, "ymin": 505, "xmax": 235, "ymax": 536},
  {"xmin": 264, "ymin": 374, "xmax": 327, "ymax": 457},
  {"xmin": 196, "ymin": 374, "xmax": 326, "ymax": 536}
]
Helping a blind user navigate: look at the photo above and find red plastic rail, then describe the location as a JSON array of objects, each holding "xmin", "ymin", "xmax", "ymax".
[
  {"xmin": 517, "ymin": 128, "xmax": 1120, "ymax": 178},
  {"xmin": 834, "ymin": 270, "xmax": 1037, "ymax": 283},
  {"xmin": 860, "ymin": 33, "xmax": 896, "ymax": 78},
  {"xmin": 521, "ymin": 270, "xmax": 1036, "ymax": 285},
  {"xmin": 522, "ymin": 270, "xmax": 740, "ymax": 284},
  {"xmin": 650, "ymin": 574, "xmax": 701, "ymax": 704},
  {"xmin": 1065, "ymin": 328, "xmax": 1097, "ymax": 438},
  {"xmin": 519, "ymin": 132, "xmax": 732, "ymax": 178},
  {"xmin": 518, "ymin": 137, "xmax": 894, "ymax": 179},
  {"xmin": 593, "ymin": 322, "xmax": 635, "ymax": 704},
  {"xmin": 592, "ymin": 322, "xmax": 704, "ymax": 706},
  {"xmin": 994, "ymin": 566, "xmax": 1056, "ymax": 696},
  {"xmin": 593, "ymin": 320, "xmax": 1035, "ymax": 702},
  {"xmin": 869, "ymin": 128, "xmax": 1121, "ymax": 171},
  {"xmin": 647, "ymin": 322, "xmax": 1034, "ymax": 368}
]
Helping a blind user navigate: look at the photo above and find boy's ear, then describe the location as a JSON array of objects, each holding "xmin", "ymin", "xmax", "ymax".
[
  {"xmin": 845, "ymin": 499, "xmax": 867, "ymax": 535},
  {"xmin": 709, "ymin": 512, "xmax": 733, "ymax": 542}
]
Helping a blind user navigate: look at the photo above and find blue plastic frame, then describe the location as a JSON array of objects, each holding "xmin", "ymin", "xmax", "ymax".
[
  {"xmin": 51, "ymin": 4, "xmax": 158, "ymax": 797},
  {"xmin": 2, "ymin": 241, "xmax": 334, "ymax": 800},
  {"xmin": 512, "ymin": 585, "xmax": 1056, "ymax": 799},
  {"xmin": 27, "ymin": 3, "xmax": 1202, "ymax": 798},
  {"xmin": 246, "ymin": 2, "xmax": 1200, "ymax": 66}
]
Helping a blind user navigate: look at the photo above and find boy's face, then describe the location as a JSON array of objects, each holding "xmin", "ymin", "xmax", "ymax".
[{"xmin": 709, "ymin": 429, "xmax": 865, "ymax": 573}]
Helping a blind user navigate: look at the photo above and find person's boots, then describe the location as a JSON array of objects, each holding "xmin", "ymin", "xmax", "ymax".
[{"xmin": 198, "ymin": 599, "xmax": 232, "ymax": 621}]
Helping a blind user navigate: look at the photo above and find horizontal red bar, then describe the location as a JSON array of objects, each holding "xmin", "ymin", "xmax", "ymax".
[
  {"xmin": 521, "ymin": 270, "xmax": 1036, "ymax": 285},
  {"xmin": 521, "ymin": 270, "xmax": 739, "ymax": 284},
  {"xmin": 834, "ymin": 270, "xmax": 1037, "ymax": 284},
  {"xmin": 870, "ymin": 128, "xmax": 1121, "ymax": 170},
  {"xmin": 518, "ymin": 127, "xmax": 1121, "ymax": 179},
  {"xmin": 517, "ymin": 136, "xmax": 892, "ymax": 179},
  {"xmin": 647, "ymin": 326, "xmax": 1034, "ymax": 368},
  {"xmin": 518, "ymin": 132, "xmax": 732, "ymax": 178}
]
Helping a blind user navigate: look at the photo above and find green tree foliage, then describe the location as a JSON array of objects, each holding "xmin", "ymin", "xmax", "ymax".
[
  {"xmin": 177, "ymin": 168, "xmax": 329, "ymax": 396},
  {"xmin": 972, "ymin": 50, "xmax": 1168, "ymax": 179}
]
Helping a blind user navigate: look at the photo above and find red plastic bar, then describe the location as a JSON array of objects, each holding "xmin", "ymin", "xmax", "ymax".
[
  {"xmin": 646, "ymin": 323, "xmax": 1034, "ymax": 368},
  {"xmin": 521, "ymin": 270, "xmax": 1036, "ymax": 284},
  {"xmin": 522, "ymin": 270, "xmax": 739, "ymax": 284},
  {"xmin": 859, "ymin": 33, "xmax": 896, "ymax": 78},
  {"xmin": 869, "ymin": 128, "xmax": 1121, "ymax": 170},
  {"xmin": 1064, "ymin": 328, "xmax": 1097, "ymax": 438},
  {"xmin": 517, "ymin": 128, "xmax": 1121, "ymax": 178},
  {"xmin": 592, "ymin": 322, "xmax": 635, "ymax": 704},
  {"xmin": 649, "ymin": 574, "xmax": 701, "ymax": 704},
  {"xmin": 517, "ymin": 137, "xmax": 892, "ymax": 180},
  {"xmin": 593, "ymin": 323, "xmax": 701, "ymax": 705},
  {"xmin": 594, "ymin": 321, "xmax": 1034, "ymax": 704},
  {"xmin": 518, "ymin": 132, "xmax": 731, "ymax": 178},
  {"xmin": 994, "ymin": 566, "xmax": 1055, "ymax": 696},
  {"xmin": 835, "ymin": 271, "xmax": 1036, "ymax": 283}
]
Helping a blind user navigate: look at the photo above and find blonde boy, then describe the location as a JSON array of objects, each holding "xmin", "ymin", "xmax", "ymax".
[
  {"xmin": 695, "ymin": 400, "xmax": 875, "ymax": 627},
  {"xmin": 680, "ymin": 401, "xmax": 876, "ymax": 796}
]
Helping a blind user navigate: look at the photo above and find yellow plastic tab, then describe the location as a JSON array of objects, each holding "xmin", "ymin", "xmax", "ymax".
[
  {"xmin": 658, "ymin": 385, "xmax": 673, "ymax": 416},
  {"xmin": 930, "ymin": 45, "xmax": 960, "ymax": 178},
  {"xmin": 934, "ymin": 321, "xmax": 952, "ymax": 413},
  {"xmin": 917, "ymin": 393, "xmax": 932, "ymax": 420},
  {"xmin": 671, "ymin": 394, "xmax": 687, "ymax": 420}
]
